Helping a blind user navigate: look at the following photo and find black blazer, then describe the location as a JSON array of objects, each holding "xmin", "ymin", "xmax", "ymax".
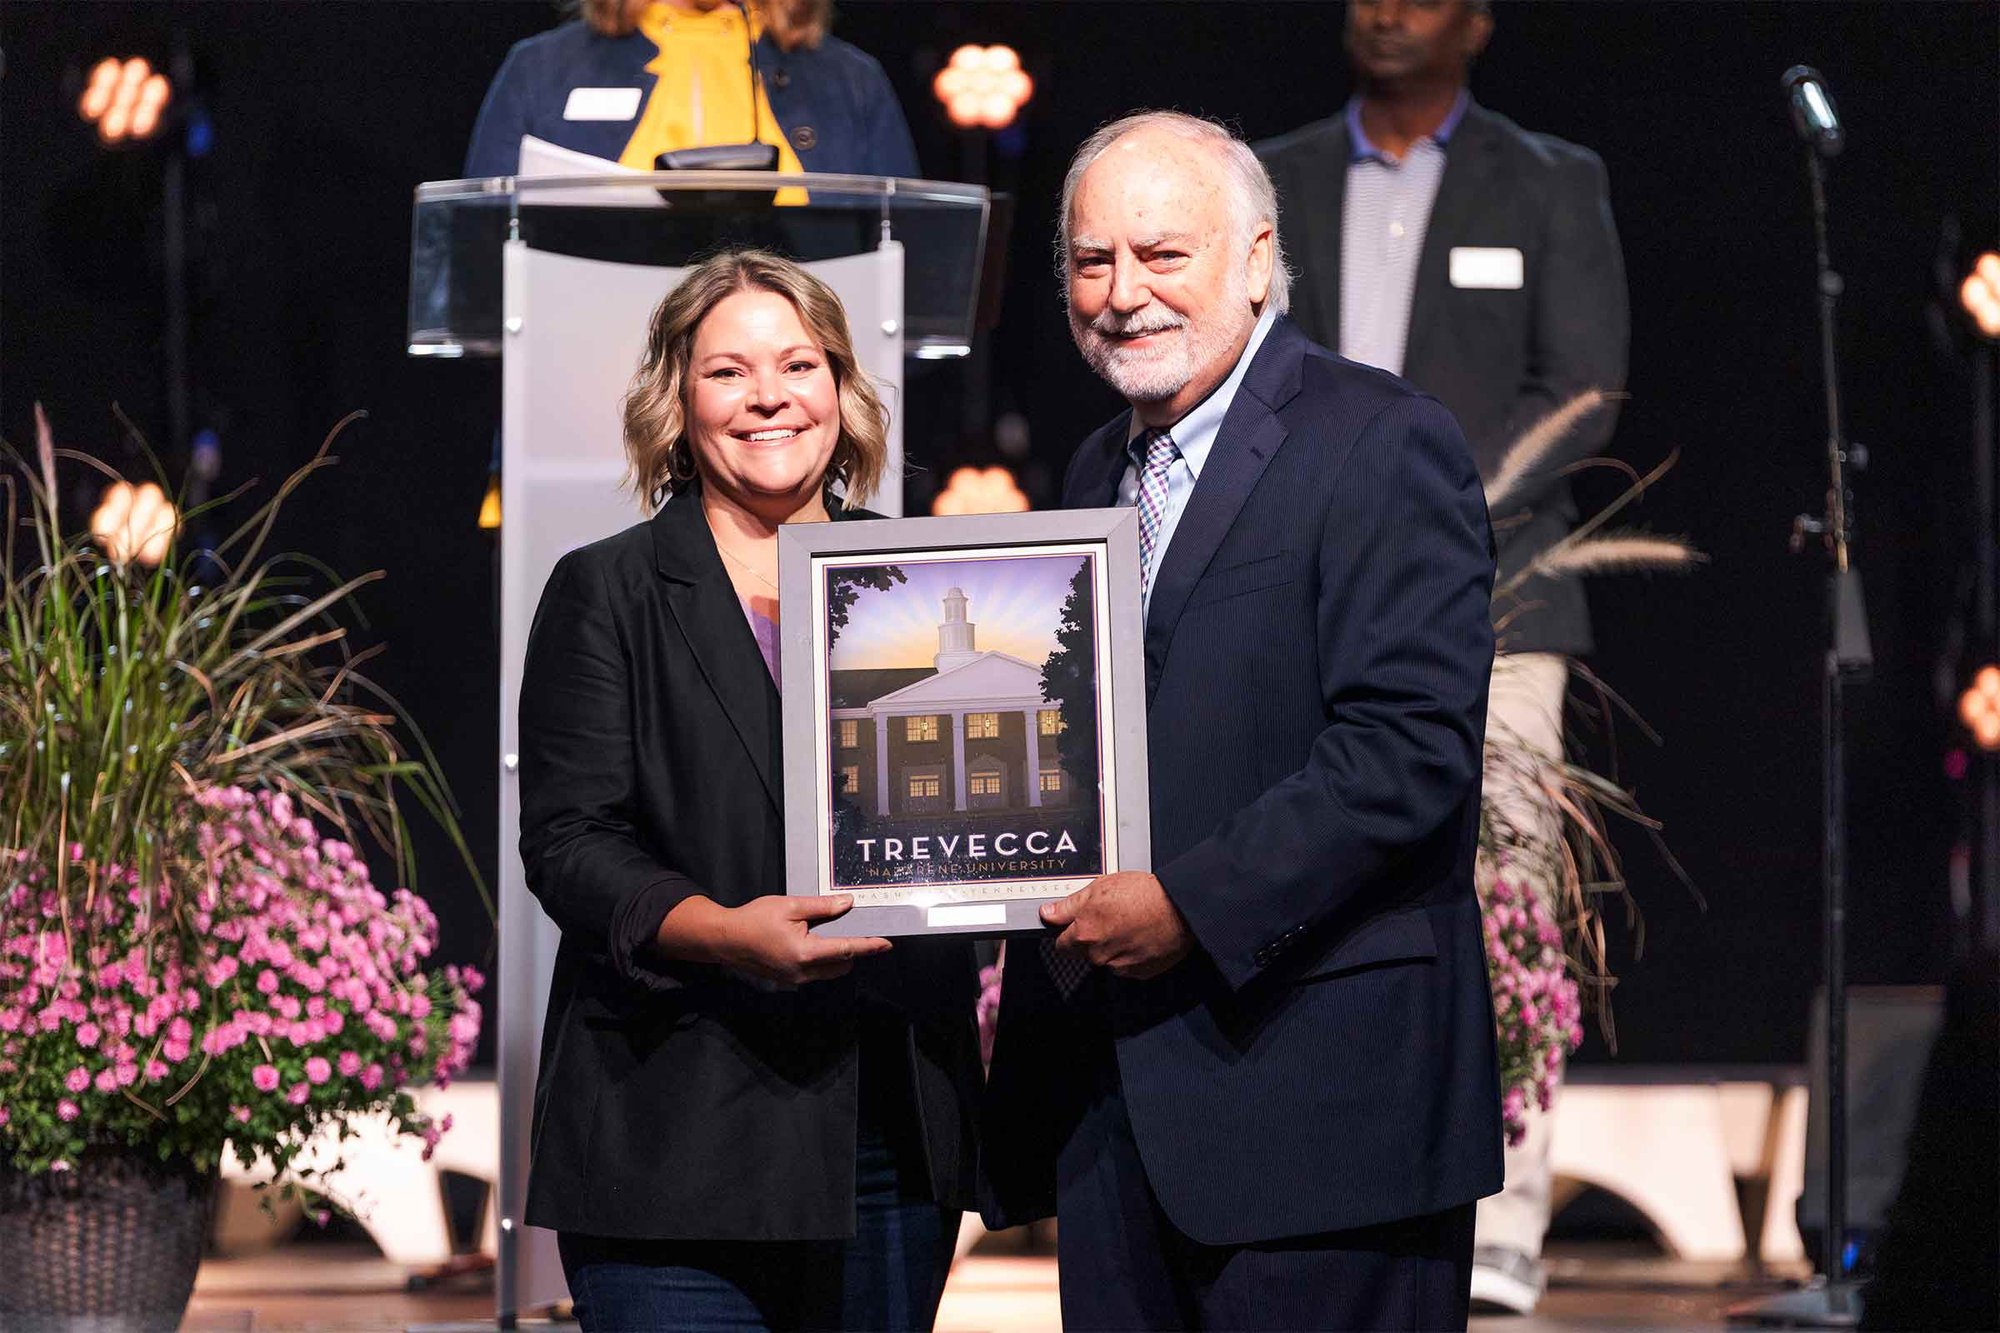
[
  {"xmin": 985, "ymin": 318, "xmax": 1503, "ymax": 1245},
  {"xmin": 1258, "ymin": 101, "xmax": 1630, "ymax": 655},
  {"xmin": 517, "ymin": 490, "xmax": 980, "ymax": 1240}
]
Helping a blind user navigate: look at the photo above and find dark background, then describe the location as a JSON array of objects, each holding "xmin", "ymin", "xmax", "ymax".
[{"xmin": 3, "ymin": 1, "xmax": 1995, "ymax": 1067}]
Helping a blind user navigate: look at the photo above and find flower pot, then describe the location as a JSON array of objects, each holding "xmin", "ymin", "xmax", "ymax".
[{"xmin": 0, "ymin": 1151, "xmax": 216, "ymax": 1332}]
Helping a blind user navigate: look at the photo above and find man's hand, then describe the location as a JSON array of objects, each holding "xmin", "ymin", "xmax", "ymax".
[{"xmin": 1040, "ymin": 872, "xmax": 1194, "ymax": 980}]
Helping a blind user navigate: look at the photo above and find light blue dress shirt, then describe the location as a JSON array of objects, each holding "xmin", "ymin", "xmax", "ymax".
[{"xmin": 1116, "ymin": 307, "xmax": 1279, "ymax": 611}]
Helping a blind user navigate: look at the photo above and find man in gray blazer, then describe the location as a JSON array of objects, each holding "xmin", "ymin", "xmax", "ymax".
[{"xmin": 1257, "ymin": 0, "xmax": 1630, "ymax": 1313}]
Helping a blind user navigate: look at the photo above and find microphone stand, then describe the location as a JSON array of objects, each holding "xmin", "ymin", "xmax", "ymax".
[{"xmin": 1730, "ymin": 106, "xmax": 1871, "ymax": 1333}]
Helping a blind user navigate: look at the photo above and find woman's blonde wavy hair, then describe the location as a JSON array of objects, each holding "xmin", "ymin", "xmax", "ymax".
[
  {"xmin": 577, "ymin": 0, "xmax": 830, "ymax": 51},
  {"xmin": 623, "ymin": 248, "xmax": 889, "ymax": 510}
]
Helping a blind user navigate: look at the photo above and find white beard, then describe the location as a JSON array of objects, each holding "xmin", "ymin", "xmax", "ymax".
[{"xmin": 1070, "ymin": 273, "xmax": 1255, "ymax": 405}]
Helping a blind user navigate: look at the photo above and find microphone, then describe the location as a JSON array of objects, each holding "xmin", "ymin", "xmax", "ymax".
[
  {"xmin": 1782, "ymin": 65, "xmax": 1844, "ymax": 158},
  {"xmin": 656, "ymin": 0, "xmax": 781, "ymax": 171}
]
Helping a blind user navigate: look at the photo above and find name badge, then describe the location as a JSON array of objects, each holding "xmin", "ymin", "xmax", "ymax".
[
  {"xmin": 562, "ymin": 87, "xmax": 642, "ymax": 122},
  {"xmin": 1449, "ymin": 246, "xmax": 1525, "ymax": 290}
]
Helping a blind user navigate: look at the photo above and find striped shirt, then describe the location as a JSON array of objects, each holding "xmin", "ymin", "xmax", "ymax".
[{"xmin": 1339, "ymin": 91, "xmax": 1468, "ymax": 377}]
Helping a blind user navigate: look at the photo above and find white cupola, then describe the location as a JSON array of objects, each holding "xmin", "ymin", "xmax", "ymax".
[{"xmin": 934, "ymin": 587, "xmax": 980, "ymax": 672}]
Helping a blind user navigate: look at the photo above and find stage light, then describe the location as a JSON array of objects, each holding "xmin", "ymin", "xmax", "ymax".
[
  {"xmin": 79, "ymin": 56, "xmax": 171, "ymax": 145},
  {"xmin": 90, "ymin": 481, "xmax": 178, "ymax": 566},
  {"xmin": 477, "ymin": 473, "xmax": 502, "ymax": 531},
  {"xmin": 1962, "ymin": 252, "xmax": 2000, "ymax": 340},
  {"xmin": 932, "ymin": 45, "xmax": 1033, "ymax": 130},
  {"xmin": 1958, "ymin": 665, "xmax": 2000, "ymax": 751},
  {"xmin": 931, "ymin": 465, "xmax": 1029, "ymax": 516}
]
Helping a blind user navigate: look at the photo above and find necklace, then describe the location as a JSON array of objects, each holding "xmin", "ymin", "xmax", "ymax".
[{"xmin": 715, "ymin": 539, "xmax": 779, "ymax": 592}]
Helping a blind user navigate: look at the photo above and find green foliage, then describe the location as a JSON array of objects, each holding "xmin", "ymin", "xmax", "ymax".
[
  {"xmin": 1039, "ymin": 560, "xmax": 1098, "ymax": 786},
  {"xmin": 0, "ymin": 409, "xmax": 481, "ymax": 912}
]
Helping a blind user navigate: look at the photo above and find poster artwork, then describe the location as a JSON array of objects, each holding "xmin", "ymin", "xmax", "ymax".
[{"xmin": 819, "ymin": 550, "xmax": 1109, "ymax": 894}]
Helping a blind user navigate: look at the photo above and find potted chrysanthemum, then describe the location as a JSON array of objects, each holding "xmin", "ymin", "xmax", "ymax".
[{"xmin": 0, "ymin": 409, "xmax": 483, "ymax": 1329}]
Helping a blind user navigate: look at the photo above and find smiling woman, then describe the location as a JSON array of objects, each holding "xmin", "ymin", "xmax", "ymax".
[
  {"xmin": 621, "ymin": 248, "xmax": 892, "ymax": 618},
  {"xmin": 515, "ymin": 248, "xmax": 979, "ymax": 1332}
]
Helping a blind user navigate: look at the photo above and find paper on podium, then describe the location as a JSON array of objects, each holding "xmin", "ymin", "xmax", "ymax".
[
  {"xmin": 516, "ymin": 135, "xmax": 666, "ymax": 207},
  {"xmin": 516, "ymin": 134, "xmax": 808, "ymax": 207}
]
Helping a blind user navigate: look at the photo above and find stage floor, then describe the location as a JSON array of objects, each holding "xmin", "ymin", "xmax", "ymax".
[{"xmin": 181, "ymin": 1241, "xmax": 1813, "ymax": 1331}]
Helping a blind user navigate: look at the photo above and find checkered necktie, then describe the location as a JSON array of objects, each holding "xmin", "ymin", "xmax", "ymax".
[
  {"xmin": 1041, "ymin": 929, "xmax": 1092, "ymax": 999},
  {"xmin": 1132, "ymin": 427, "xmax": 1180, "ymax": 604}
]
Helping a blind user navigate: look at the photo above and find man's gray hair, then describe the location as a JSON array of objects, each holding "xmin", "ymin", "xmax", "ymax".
[{"xmin": 1055, "ymin": 110, "xmax": 1292, "ymax": 315}]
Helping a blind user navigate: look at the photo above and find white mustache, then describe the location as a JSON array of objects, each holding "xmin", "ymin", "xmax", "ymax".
[{"xmin": 1087, "ymin": 311, "xmax": 1185, "ymax": 339}]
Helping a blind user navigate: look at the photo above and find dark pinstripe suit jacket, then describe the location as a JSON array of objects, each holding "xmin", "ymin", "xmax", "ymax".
[{"xmin": 984, "ymin": 315, "xmax": 1504, "ymax": 1245}]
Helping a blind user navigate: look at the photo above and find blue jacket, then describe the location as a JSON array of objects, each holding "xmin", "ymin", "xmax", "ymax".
[
  {"xmin": 983, "ymin": 317, "xmax": 1503, "ymax": 1245},
  {"xmin": 464, "ymin": 19, "xmax": 919, "ymax": 179}
]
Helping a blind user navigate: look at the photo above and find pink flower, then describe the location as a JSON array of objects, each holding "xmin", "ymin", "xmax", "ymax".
[
  {"xmin": 76, "ymin": 1022, "xmax": 101, "ymax": 1048},
  {"xmin": 57, "ymin": 1099, "xmax": 79, "ymax": 1121},
  {"xmin": 305, "ymin": 1056, "xmax": 332, "ymax": 1085},
  {"xmin": 337, "ymin": 1051, "xmax": 362, "ymax": 1077},
  {"xmin": 360, "ymin": 1062, "xmax": 383, "ymax": 1092},
  {"xmin": 64, "ymin": 1066, "xmax": 89, "ymax": 1093},
  {"xmin": 252, "ymin": 1064, "xmax": 280, "ymax": 1093},
  {"xmin": 232, "ymin": 1106, "xmax": 251, "ymax": 1123},
  {"xmin": 0, "ymin": 1106, "xmax": 9, "ymax": 1126},
  {"xmin": 286, "ymin": 1082, "xmax": 310, "ymax": 1105}
]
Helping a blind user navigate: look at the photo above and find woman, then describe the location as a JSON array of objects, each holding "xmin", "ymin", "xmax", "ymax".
[
  {"xmin": 517, "ymin": 249, "xmax": 978, "ymax": 1331},
  {"xmin": 465, "ymin": 0, "xmax": 918, "ymax": 179}
]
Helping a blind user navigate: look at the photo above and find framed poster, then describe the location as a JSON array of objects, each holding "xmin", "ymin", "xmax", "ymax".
[{"xmin": 778, "ymin": 509, "xmax": 1150, "ymax": 937}]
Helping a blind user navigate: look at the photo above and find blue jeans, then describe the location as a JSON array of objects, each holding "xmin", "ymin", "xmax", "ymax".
[{"xmin": 558, "ymin": 1122, "xmax": 958, "ymax": 1332}]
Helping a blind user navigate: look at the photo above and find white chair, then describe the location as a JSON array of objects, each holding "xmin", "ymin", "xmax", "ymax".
[
  {"xmin": 1550, "ymin": 1080, "xmax": 1748, "ymax": 1261},
  {"xmin": 217, "ymin": 1076, "xmax": 499, "ymax": 1268}
]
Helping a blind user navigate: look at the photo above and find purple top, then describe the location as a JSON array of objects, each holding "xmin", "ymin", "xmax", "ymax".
[{"xmin": 740, "ymin": 598, "xmax": 780, "ymax": 685}]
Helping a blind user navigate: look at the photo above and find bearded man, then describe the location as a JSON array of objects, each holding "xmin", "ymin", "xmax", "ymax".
[{"xmin": 981, "ymin": 111, "xmax": 1504, "ymax": 1331}]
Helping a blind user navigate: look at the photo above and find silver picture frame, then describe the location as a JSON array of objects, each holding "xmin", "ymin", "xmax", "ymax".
[{"xmin": 778, "ymin": 508, "xmax": 1151, "ymax": 937}]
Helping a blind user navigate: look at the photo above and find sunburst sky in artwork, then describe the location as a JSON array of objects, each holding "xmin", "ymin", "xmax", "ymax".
[{"xmin": 829, "ymin": 553, "xmax": 1090, "ymax": 671}]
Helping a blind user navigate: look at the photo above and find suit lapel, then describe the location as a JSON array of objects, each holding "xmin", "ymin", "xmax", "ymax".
[
  {"xmin": 1141, "ymin": 320, "xmax": 1305, "ymax": 692},
  {"xmin": 1063, "ymin": 413, "xmax": 1134, "ymax": 510},
  {"xmin": 1404, "ymin": 102, "xmax": 1501, "ymax": 382},
  {"xmin": 652, "ymin": 492, "xmax": 782, "ymax": 811},
  {"xmin": 1302, "ymin": 119, "xmax": 1351, "ymax": 345}
]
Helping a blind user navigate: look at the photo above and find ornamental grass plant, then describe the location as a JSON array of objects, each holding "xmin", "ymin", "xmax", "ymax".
[
  {"xmin": 1479, "ymin": 391, "xmax": 1700, "ymax": 1145},
  {"xmin": 0, "ymin": 407, "xmax": 483, "ymax": 1186}
]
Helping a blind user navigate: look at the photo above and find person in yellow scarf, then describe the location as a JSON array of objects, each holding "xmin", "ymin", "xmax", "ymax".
[{"xmin": 464, "ymin": 0, "xmax": 918, "ymax": 181}]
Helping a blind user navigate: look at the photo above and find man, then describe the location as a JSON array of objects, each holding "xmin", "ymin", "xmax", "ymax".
[
  {"xmin": 1258, "ymin": 0, "xmax": 1629, "ymax": 1311},
  {"xmin": 981, "ymin": 111, "xmax": 1501, "ymax": 1331}
]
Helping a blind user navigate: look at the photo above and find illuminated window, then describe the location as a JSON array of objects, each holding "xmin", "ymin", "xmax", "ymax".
[
  {"xmin": 1038, "ymin": 708, "xmax": 1065, "ymax": 736},
  {"xmin": 905, "ymin": 715, "xmax": 939, "ymax": 742},
  {"xmin": 970, "ymin": 772, "xmax": 1002, "ymax": 797},
  {"xmin": 1039, "ymin": 768, "xmax": 1064, "ymax": 794},
  {"xmin": 965, "ymin": 711, "xmax": 1000, "ymax": 739},
  {"xmin": 838, "ymin": 765, "xmax": 860, "ymax": 794},
  {"xmin": 907, "ymin": 773, "xmax": 942, "ymax": 798},
  {"xmin": 837, "ymin": 719, "xmax": 859, "ymax": 749}
]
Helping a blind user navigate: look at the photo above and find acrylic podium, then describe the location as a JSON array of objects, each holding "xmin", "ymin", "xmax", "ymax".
[{"xmin": 406, "ymin": 170, "xmax": 990, "ymax": 1324}]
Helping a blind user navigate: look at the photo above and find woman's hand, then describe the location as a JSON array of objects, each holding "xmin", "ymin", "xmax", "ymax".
[{"xmin": 657, "ymin": 893, "xmax": 892, "ymax": 986}]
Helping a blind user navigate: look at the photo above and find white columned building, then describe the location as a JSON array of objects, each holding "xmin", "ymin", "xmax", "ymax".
[{"xmin": 830, "ymin": 589, "xmax": 1063, "ymax": 819}]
